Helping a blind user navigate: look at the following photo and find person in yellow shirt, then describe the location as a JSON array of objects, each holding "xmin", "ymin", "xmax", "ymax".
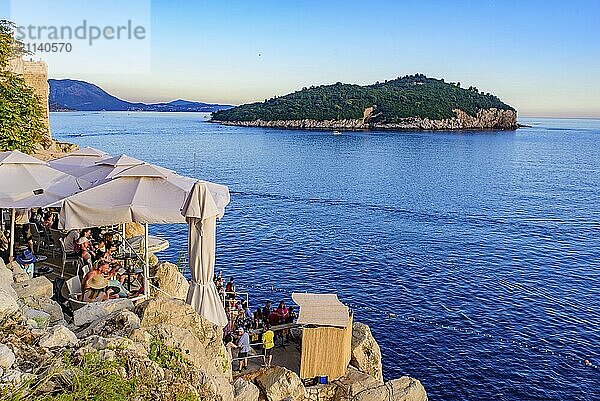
[{"xmin": 262, "ymin": 323, "xmax": 275, "ymax": 367}]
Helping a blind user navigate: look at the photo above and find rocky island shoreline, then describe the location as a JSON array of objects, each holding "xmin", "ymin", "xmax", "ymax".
[
  {"xmin": 214, "ymin": 108, "xmax": 517, "ymax": 131},
  {"xmin": 211, "ymin": 74, "xmax": 518, "ymax": 131},
  {"xmin": 0, "ymin": 258, "xmax": 428, "ymax": 401}
]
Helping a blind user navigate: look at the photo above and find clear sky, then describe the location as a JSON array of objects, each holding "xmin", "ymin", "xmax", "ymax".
[{"xmin": 2, "ymin": 0, "xmax": 599, "ymax": 117}]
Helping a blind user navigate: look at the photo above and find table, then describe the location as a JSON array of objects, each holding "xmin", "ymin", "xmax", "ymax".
[{"xmin": 113, "ymin": 252, "xmax": 139, "ymax": 291}]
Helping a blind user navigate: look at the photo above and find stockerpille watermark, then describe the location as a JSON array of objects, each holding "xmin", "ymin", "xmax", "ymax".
[{"xmin": 10, "ymin": 0, "xmax": 151, "ymax": 74}]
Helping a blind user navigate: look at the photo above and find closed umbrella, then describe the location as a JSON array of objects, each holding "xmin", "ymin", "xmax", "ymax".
[{"xmin": 182, "ymin": 181, "xmax": 228, "ymax": 327}]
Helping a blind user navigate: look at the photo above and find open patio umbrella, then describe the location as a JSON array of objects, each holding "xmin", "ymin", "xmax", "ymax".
[
  {"xmin": 57, "ymin": 163, "xmax": 230, "ymax": 300},
  {"xmin": 48, "ymin": 146, "xmax": 110, "ymax": 174},
  {"xmin": 182, "ymin": 181, "xmax": 228, "ymax": 327},
  {"xmin": 73, "ymin": 154, "xmax": 148, "ymax": 184},
  {"xmin": 0, "ymin": 150, "xmax": 91, "ymax": 260}
]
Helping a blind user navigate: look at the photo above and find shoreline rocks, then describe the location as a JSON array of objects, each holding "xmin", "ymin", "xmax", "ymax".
[
  {"xmin": 212, "ymin": 108, "xmax": 518, "ymax": 131},
  {"xmin": 0, "ymin": 255, "xmax": 427, "ymax": 401}
]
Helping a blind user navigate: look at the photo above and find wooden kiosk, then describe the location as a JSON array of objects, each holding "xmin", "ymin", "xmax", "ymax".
[{"xmin": 292, "ymin": 293, "xmax": 353, "ymax": 381}]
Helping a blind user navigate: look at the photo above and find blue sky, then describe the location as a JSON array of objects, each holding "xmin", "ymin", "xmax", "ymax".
[{"xmin": 2, "ymin": 0, "xmax": 599, "ymax": 116}]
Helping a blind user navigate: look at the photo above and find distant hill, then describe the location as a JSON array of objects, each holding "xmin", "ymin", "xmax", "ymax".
[
  {"xmin": 211, "ymin": 74, "xmax": 517, "ymax": 130},
  {"xmin": 48, "ymin": 79, "xmax": 232, "ymax": 112}
]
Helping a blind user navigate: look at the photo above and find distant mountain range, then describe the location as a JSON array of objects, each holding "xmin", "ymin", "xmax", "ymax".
[{"xmin": 48, "ymin": 79, "xmax": 232, "ymax": 112}]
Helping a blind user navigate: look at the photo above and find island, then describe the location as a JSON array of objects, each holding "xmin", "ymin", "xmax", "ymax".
[{"xmin": 211, "ymin": 74, "xmax": 518, "ymax": 130}]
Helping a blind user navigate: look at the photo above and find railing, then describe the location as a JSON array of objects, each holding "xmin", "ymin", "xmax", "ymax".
[{"xmin": 221, "ymin": 291, "xmax": 249, "ymax": 310}]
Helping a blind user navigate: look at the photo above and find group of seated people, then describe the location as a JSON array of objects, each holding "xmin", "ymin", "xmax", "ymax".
[{"xmin": 64, "ymin": 228, "xmax": 143, "ymax": 302}]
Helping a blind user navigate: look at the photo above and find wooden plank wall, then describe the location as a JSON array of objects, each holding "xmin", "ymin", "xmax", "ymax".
[{"xmin": 300, "ymin": 315, "xmax": 353, "ymax": 380}]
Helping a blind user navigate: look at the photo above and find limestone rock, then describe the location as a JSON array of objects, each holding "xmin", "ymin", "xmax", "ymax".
[
  {"xmin": 78, "ymin": 335, "xmax": 148, "ymax": 359},
  {"xmin": 304, "ymin": 384, "xmax": 336, "ymax": 401},
  {"xmin": 216, "ymin": 108, "xmax": 518, "ymax": 131},
  {"xmin": 234, "ymin": 377, "xmax": 260, "ymax": 401},
  {"xmin": 152, "ymin": 262, "xmax": 189, "ymax": 300},
  {"xmin": 0, "ymin": 258, "xmax": 13, "ymax": 287},
  {"xmin": 23, "ymin": 308, "xmax": 51, "ymax": 329},
  {"xmin": 77, "ymin": 309, "xmax": 140, "ymax": 339},
  {"xmin": 73, "ymin": 298, "xmax": 134, "ymax": 327},
  {"xmin": 20, "ymin": 297, "xmax": 64, "ymax": 325},
  {"xmin": 350, "ymin": 323, "xmax": 383, "ymax": 383},
  {"xmin": 125, "ymin": 222, "xmax": 144, "ymax": 238},
  {"xmin": 135, "ymin": 297, "xmax": 233, "ymax": 401},
  {"xmin": 0, "ymin": 287, "xmax": 19, "ymax": 318},
  {"xmin": 10, "ymin": 263, "xmax": 30, "ymax": 283},
  {"xmin": 255, "ymin": 366, "xmax": 306, "ymax": 401},
  {"xmin": 333, "ymin": 367, "xmax": 380, "ymax": 401},
  {"xmin": 0, "ymin": 344, "xmax": 15, "ymax": 369},
  {"xmin": 12, "ymin": 276, "xmax": 53, "ymax": 299},
  {"xmin": 39, "ymin": 325, "xmax": 78, "ymax": 348},
  {"xmin": 352, "ymin": 377, "xmax": 427, "ymax": 401}
]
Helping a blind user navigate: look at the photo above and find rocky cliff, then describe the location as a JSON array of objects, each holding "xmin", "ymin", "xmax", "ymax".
[
  {"xmin": 215, "ymin": 108, "xmax": 517, "ymax": 131},
  {"xmin": 0, "ymin": 259, "xmax": 427, "ymax": 401}
]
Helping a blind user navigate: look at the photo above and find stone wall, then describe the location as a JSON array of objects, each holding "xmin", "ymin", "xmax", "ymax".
[{"xmin": 7, "ymin": 58, "xmax": 51, "ymax": 141}]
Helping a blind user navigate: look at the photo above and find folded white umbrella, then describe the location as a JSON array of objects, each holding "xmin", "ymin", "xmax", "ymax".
[{"xmin": 183, "ymin": 181, "xmax": 228, "ymax": 327}]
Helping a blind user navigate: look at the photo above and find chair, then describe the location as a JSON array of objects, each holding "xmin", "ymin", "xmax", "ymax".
[
  {"xmin": 58, "ymin": 237, "xmax": 80, "ymax": 277},
  {"xmin": 64, "ymin": 276, "xmax": 86, "ymax": 311},
  {"xmin": 28, "ymin": 223, "xmax": 42, "ymax": 253},
  {"xmin": 41, "ymin": 227, "xmax": 57, "ymax": 257}
]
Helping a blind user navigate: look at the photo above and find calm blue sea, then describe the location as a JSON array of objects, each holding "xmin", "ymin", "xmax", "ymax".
[{"xmin": 50, "ymin": 112, "xmax": 600, "ymax": 401}]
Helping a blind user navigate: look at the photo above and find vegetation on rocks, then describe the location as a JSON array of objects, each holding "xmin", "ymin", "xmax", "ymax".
[
  {"xmin": 0, "ymin": 20, "xmax": 47, "ymax": 153},
  {"xmin": 211, "ymin": 74, "xmax": 514, "ymax": 123}
]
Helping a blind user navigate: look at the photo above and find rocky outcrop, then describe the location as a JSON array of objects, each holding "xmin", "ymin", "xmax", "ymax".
[
  {"xmin": 350, "ymin": 323, "xmax": 383, "ymax": 383},
  {"xmin": 73, "ymin": 298, "xmax": 135, "ymax": 327},
  {"xmin": 233, "ymin": 377, "xmax": 261, "ymax": 401},
  {"xmin": 333, "ymin": 367, "xmax": 381, "ymax": 401},
  {"xmin": 351, "ymin": 377, "xmax": 427, "ymax": 401},
  {"xmin": 151, "ymin": 262, "xmax": 189, "ymax": 300},
  {"xmin": 214, "ymin": 108, "xmax": 518, "ymax": 131},
  {"xmin": 39, "ymin": 325, "xmax": 79, "ymax": 348},
  {"xmin": 76, "ymin": 309, "xmax": 141, "ymax": 339},
  {"xmin": 255, "ymin": 366, "xmax": 306, "ymax": 401},
  {"xmin": 135, "ymin": 297, "xmax": 233, "ymax": 401}
]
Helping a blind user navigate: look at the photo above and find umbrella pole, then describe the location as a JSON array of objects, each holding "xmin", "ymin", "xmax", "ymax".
[
  {"xmin": 9, "ymin": 208, "xmax": 15, "ymax": 262},
  {"xmin": 144, "ymin": 223, "xmax": 149, "ymax": 298}
]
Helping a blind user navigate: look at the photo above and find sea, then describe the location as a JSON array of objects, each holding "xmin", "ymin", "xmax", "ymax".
[{"xmin": 50, "ymin": 112, "xmax": 599, "ymax": 401}]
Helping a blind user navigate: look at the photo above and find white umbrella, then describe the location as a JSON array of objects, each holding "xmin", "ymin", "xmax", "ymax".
[
  {"xmin": 0, "ymin": 150, "xmax": 91, "ymax": 260},
  {"xmin": 48, "ymin": 146, "xmax": 110, "ymax": 174},
  {"xmin": 74, "ymin": 154, "xmax": 147, "ymax": 184},
  {"xmin": 58, "ymin": 163, "xmax": 231, "ymax": 300},
  {"xmin": 182, "ymin": 181, "xmax": 228, "ymax": 327}
]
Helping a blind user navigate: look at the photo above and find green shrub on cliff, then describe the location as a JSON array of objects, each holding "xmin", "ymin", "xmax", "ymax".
[
  {"xmin": 0, "ymin": 20, "xmax": 47, "ymax": 153},
  {"xmin": 212, "ymin": 74, "xmax": 514, "ymax": 123}
]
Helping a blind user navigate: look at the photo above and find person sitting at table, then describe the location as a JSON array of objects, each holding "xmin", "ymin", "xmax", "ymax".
[
  {"xmin": 40, "ymin": 212, "xmax": 54, "ymax": 230},
  {"xmin": 82, "ymin": 259, "xmax": 109, "ymax": 291},
  {"xmin": 82, "ymin": 274, "xmax": 119, "ymax": 302},
  {"xmin": 63, "ymin": 229, "xmax": 79, "ymax": 255},
  {"xmin": 77, "ymin": 235, "xmax": 94, "ymax": 267}
]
